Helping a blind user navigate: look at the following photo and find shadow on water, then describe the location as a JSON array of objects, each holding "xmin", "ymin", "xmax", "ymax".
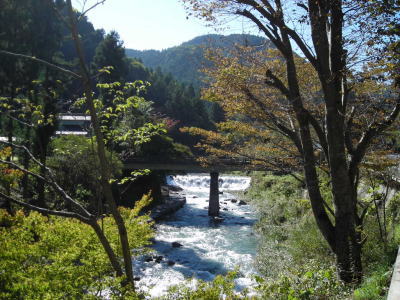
[
  {"xmin": 137, "ymin": 240, "xmax": 229, "ymax": 280},
  {"xmin": 156, "ymin": 205, "xmax": 256, "ymax": 229}
]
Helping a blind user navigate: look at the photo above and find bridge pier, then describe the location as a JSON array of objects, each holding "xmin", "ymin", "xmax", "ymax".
[{"xmin": 208, "ymin": 172, "xmax": 220, "ymax": 216}]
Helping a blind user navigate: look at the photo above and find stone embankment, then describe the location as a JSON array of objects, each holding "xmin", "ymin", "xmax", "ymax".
[{"xmin": 149, "ymin": 184, "xmax": 186, "ymax": 221}]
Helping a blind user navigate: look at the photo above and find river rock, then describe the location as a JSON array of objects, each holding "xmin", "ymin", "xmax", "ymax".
[
  {"xmin": 165, "ymin": 184, "xmax": 184, "ymax": 192},
  {"xmin": 144, "ymin": 256, "xmax": 153, "ymax": 262},
  {"xmin": 167, "ymin": 260, "xmax": 176, "ymax": 266},
  {"xmin": 238, "ymin": 200, "xmax": 247, "ymax": 205},
  {"xmin": 229, "ymin": 199, "xmax": 237, "ymax": 203},
  {"xmin": 172, "ymin": 242, "xmax": 183, "ymax": 248},
  {"xmin": 134, "ymin": 277, "xmax": 141, "ymax": 281},
  {"xmin": 222, "ymin": 208, "xmax": 228, "ymax": 211},
  {"xmin": 155, "ymin": 255, "xmax": 164, "ymax": 263}
]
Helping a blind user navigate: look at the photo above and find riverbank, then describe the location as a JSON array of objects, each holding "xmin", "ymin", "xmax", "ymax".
[
  {"xmin": 149, "ymin": 196, "xmax": 186, "ymax": 221},
  {"xmin": 236, "ymin": 171, "xmax": 400, "ymax": 299},
  {"xmin": 146, "ymin": 184, "xmax": 187, "ymax": 221}
]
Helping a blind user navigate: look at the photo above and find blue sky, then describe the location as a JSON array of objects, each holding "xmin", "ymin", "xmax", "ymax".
[{"xmin": 73, "ymin": 0, "xmax": 255, "ymax": 50}]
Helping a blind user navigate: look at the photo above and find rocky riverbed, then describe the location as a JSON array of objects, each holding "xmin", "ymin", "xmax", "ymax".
[{"xmin": 134, "ymin": 174, "xmax": 257, "ymax": 297}]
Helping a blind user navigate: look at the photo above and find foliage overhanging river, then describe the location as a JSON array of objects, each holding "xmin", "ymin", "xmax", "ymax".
[{"xmin": 133, "ymin": 174, "xmax": 258, "ymax": 297}]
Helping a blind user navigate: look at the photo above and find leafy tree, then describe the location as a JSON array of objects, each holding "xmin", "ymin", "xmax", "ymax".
[
  {"xmin": 183, "ymin": 0, "xmax": 400, "ymax": 283},
  {"xmin": 0, "ymin": 0, "xmax": 64, "ymax": 210},
  {"xmin": 48, "ymin": 135, "xmax": 122, "ymax": 213},
  {"xmin": 92, "ymin": 31, "xmax": 128, "ymax": 84},
  {"xmin": 0, "ymin": 0, "xmax": 159, "ymax": 290}
]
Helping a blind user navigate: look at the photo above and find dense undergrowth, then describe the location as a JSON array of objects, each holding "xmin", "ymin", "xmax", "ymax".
[
  {"xmin": 0, "ymin": 198, "xmax": 154, "ymax": 299},
  {"xmin": 246, "ymin": 172, "xmax": 399, "ymax": 299}
]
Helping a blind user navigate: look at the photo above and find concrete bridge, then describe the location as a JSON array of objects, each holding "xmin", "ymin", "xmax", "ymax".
[
  {"xmin": 123, "ymin": 156, "xmax": 265, "ymax": 217},
  {"xmin": 123, "ymin": 157, "xmax": 264, "ymax": 172}
]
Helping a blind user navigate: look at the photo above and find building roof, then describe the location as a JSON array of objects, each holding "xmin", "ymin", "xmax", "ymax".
[
  {"xmin": 58, "ymin": 114, "xmax": 91, "ymax": 121},
  {"xmin": 55, "ymin": 131, "xmax": 88, "ymax": 136}
]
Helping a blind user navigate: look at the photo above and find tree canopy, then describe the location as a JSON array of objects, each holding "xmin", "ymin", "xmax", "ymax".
[{"xmin": 182, "ymin": 0, "xmax": 400, "ymax": 282}]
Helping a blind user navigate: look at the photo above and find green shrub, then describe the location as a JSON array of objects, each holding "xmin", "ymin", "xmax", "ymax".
[
  {"xmin": 354, "ymin": 264, "xmax": 392, "ymax": 300},
  {"xmin": 255, "ymin": 264, "xmax": 351, "ymax": 300},
  {"xmin": 0, "ymin": 201, "xmax": 154, "ymax": 299},
  {"xmin": 160, "ymin": 272, "xmax": 250, "ymax": 300},
  {"xmin": 246, "ymin": 171, "xmax": 400, "ymax": 299},
  {"xmin": 48, "ymin": 135, "xmax": 122, "ymax": 212}
]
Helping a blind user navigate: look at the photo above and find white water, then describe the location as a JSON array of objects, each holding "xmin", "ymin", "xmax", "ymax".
[{"xmin": 134, "ymin": 174, "xmax": 257, "ymax": 297}]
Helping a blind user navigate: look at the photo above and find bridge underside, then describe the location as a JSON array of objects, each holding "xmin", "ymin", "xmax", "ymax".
[
  {"xmin": 123, "ymin": 162, "xmax": 266, "ymax": 172},
  {"xmin": 123, "ymin": 159, "xmax": 271, "ymax": 217}
]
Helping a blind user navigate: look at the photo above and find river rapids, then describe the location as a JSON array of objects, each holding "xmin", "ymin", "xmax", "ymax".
[{"xmin": 134, "ymin": 173, "xmax": 257, "ymax": 297}]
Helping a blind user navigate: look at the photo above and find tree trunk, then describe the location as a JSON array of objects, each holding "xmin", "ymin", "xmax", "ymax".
[
  {"xmin": 34, "ymin": 149, "xmax": 47, "ymax": 208},
  {"xmin": 66, "ymin": 0, "xmax": 135, "ymax": 287},
  {"xmin": 22, "ymin": 126, "xmax": 32, "ymax": 200},
  {"xmin": 89, "ymin": 219, "xmax": 124, "ymax": 277}
]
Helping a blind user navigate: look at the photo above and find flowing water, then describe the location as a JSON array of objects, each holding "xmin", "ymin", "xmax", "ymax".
[{"xmin": 134, "ymin": 173, "xmax": 257, "ymax": 297}]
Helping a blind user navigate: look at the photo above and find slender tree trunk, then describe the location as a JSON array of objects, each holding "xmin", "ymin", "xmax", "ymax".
[
  {"xmin": 4, "ymin": 88, "xmax": 15, "ymax": 214},
  {"xmin": 22, "ymin": 126, "xmax": 32, "ymax": 200},
  {"xmin": 66, "ymin": 0, "xmax": 135, "ymax": 286},
  {"xmin": 89, "ymin": 219, "xmax": 124, "ymax": 277},
  {"xmin": 34, "ymin": 147, "xmax": 48, "ymax": 208}
]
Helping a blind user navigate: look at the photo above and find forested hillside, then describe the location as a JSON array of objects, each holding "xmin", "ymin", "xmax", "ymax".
[
  {"xmin": 126, "ymin": 34, "xmax": 270, "ymax": 88},
  {"xmin": 0, "ymin": 1, "xmax": 224, "ymax": 149}
]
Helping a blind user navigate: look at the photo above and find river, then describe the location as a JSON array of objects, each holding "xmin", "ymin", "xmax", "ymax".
[{"xmin": 134, "ymin": 173, "xmax": 258, "ymax": 297}]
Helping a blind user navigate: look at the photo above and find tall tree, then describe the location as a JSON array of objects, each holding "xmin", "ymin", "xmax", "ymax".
[
  {"xmin": 183, "ymin": 0, "xmax": 400, "ymax": 282},
  {"xmin": 92, "ymin": 31, "xmax": 128, "ymax": 83}
]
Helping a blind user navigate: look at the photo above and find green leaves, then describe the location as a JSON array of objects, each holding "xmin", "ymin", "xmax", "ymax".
[{"xmin": 0, "ymin": 208, "xmax": 153, "ymax": 299}]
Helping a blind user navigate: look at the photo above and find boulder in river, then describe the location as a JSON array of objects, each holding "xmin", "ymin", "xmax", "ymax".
[
  {"xmin": 144, "ymin": 256, "xmax": 153, "ymax": 262},
  {"xmin": 172, "ymin": 242, "xmax": 183, "ymax": 248},
  {"xmin": 155, "ymin": 255, "xmax": 164, "ymax": 263},
  {"xmin": 167, "ymin": 260, "xmax": 176, "ymax": 266},
  {"xmin": 165, "ymin": 184, "xmax": 184, "ymax": 192},
  {"xmin": 229, "ymin": 199, "xmax": 237, "ymax": 203},
  {"xmin": 238, "ymin": 200, "xmax": 247, "ymax": 205}
]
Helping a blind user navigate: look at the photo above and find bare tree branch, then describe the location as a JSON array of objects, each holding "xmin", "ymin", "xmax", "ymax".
[
  {"xmin": 0, "ymin": 50, "xmax": 81, "ymax": 79},
  {"xmin": 0, "ymin": 191, "xmax": 91, "ymax": 222},
  {"xmin": 79, "ymin": 0, "xmax": 106, "ymax": 19}
]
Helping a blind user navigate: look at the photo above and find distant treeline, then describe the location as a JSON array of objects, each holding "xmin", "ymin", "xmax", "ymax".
[
  {"xmin": 0, "ymin": 0, "xmax": 225, "ymax": 147},
  {"xmin": 126, "ymin": 34, "xmax": 270, "ymax": 89}
]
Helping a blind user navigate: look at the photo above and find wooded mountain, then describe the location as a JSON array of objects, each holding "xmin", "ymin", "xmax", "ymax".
[{"xmin": 126, "ymin": 34, "xmax": 270, "ymax": 87}]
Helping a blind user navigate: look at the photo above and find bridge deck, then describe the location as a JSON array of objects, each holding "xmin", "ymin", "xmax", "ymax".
[{"xmin": 123, "ymin": 157, "xmax": 266, "ymax": 172}]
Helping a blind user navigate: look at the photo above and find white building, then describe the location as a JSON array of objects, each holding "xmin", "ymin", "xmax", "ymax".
[{"xmin": 56, "ymin": 114, "xmax": 91, "ymax": 136}]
